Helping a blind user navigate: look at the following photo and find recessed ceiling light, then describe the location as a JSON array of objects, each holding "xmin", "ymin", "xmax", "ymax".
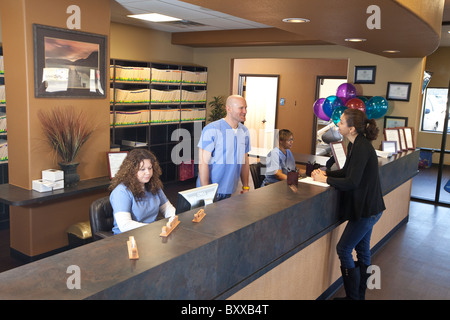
[
  {"xmin": 345, "ymin": 38, "xmax": 367, "ymax": 42},
  {"xmin": 383, "ymin": 50, "xmax": 400, "ymax": 53},
  {"xmin": 127, "ymin": 13, "xmax": 182, "ymax": 22},
  {"xmin": 282, "ymin": 18, "xmax": 310, "ymax": 23}
]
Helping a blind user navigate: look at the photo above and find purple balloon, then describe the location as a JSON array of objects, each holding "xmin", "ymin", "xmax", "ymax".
[
  {"xmin": 336, "ymin": 83, "xmax": 357, "ymax": 104},
  {"xmin": 313, "ymin": 98, "xmax": 330, "ymax": 121}
]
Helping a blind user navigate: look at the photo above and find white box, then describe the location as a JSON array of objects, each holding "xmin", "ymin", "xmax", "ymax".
[
  {"xmin": 42, "ymin": 169, "xmax": 64, "ymax": 182},
  {"xmin": 49, "ymin": 179, "xmax": 64, "ymax": 190},
  {"xmin": 32, "ymin": 179, "xmax": 54, "ymax": 192}
]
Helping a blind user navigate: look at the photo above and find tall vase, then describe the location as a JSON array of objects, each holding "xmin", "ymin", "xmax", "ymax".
[{"xmin": 58, "ymin": 162, "xmax": 80, "ymax": 187}]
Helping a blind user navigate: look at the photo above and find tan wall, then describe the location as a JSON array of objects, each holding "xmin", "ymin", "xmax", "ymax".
[
  {"xmin": 110, "ymin": 22, "xmax": 194, "ymax": 65},
  {"xmin": 232, "ymin": 58, "xmax": 348, "ymax": 154},
  {"xmin": 0, "ymin": 0, "xmax": 111, "ymax": 189},
  {"xmin": 192, "ymin": 46, "xmax": 426, "ymax": 152}
]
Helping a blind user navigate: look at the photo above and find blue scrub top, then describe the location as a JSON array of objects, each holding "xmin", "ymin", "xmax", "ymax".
[
  {"xmin": 110, "ymin": 183, "xmax": 169, "ymax": 234},
  {"xmin": 262, "ymin": 147, "xmax": 296, "ymax": 186},
  {"xmin": 197, "ymin": 119, "xmax": 251, "ymax": 195}
]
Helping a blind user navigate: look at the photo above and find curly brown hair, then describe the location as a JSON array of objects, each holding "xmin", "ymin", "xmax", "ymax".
[{"xmin": 109, "ymin": 149, "xmax": 163, "ymax": 201}]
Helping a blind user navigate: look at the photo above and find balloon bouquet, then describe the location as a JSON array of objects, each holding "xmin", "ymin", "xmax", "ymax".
[{"xmin": 313, "ymin": 83, "xmax": 389, "ymax": 126}]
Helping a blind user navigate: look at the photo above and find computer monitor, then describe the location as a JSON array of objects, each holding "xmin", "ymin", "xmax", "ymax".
[{"xmin": 175, "ymin": 183, "xmax": 218, "ymax": 214}]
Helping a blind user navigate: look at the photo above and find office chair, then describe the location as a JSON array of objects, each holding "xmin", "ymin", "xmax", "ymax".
[
  {"xmin": 250, "ymin": 162, "xmax": 265, "ymax": 189},
  {"xmin": 89, "ymin": 196, "xmax": 114, "ymax": 241}
]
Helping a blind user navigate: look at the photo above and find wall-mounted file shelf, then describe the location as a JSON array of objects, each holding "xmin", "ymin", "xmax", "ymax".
[{"xmin": 110, "ymin": 59, "xmax": 207, "ymax": 183}]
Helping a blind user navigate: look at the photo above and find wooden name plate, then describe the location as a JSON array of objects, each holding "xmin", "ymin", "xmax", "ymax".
[
  {"xmin": 192, "ymin": 209, "xmax": 206, "ymax": 223},
  {"xmin": 160, "ymin": 215, "xmax": 180, "ymax": 237},
  {"xmin": 127, "ymin": 236, "xmax": 139, "ymax": 260}
]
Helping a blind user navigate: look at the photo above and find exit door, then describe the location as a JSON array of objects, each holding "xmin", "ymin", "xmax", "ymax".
[{"xmin": 238, "ymin": 74, "xmax": 279, "ymax": 153}]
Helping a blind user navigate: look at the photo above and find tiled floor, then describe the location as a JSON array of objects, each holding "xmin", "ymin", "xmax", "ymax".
[{"xmin": 332, "ymin": 200, "xmax": 450, "ymax": 300}]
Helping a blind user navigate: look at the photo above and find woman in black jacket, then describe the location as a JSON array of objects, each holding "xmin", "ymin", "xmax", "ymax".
[{"xmin": 312, "ymin": 108, "xmax": 385, "ymax": 300}]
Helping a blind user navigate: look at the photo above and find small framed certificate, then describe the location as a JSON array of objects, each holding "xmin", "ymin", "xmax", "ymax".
[
  {"xmin": 397, "ymin": 127, "xmax": 408, "ymax": 151},
  {"xmin": 386, "ymin": 82, "xmax": 411, "ymax": 101},
  {"xmin": 330, "ymin": 141, "xmax": 347, "ymax": 169},
  {"xmin": 384, "ymin": 128, "xmax": 403, "ymax": 152},
  {"xmin": 354, "ymin": 66, "xmax": 376, "ymax": 84},
  {"xmin": 402, "ymin": 127, "xmax": 415, "ymax": 149},
  {"xmin": 107, "ymin": 151, "xmax": 128, "ymax": 179},
  {"xmin": 382, "ymin": 141, "xmax": 398, "ymax": 154}
]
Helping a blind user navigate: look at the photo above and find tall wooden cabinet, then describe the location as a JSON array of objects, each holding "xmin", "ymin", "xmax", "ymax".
[{"xmin": 110, "ymin": 59, "xmax": 207, "ymax": 182}]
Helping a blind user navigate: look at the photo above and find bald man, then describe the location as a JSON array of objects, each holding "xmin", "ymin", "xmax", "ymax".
[{"xmin": 197, "ymin": 95, "xmax": 251, "ymax": 201}]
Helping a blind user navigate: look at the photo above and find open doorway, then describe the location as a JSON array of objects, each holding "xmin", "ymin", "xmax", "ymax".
[{"xmin": 238, "ymin": 74, "xmax": 279, "ymax": 154}]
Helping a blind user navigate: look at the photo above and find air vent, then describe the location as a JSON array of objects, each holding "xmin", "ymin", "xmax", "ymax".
[{"xmin": 162, "ymin": 20, "xmax": 207, "ymax": 28}]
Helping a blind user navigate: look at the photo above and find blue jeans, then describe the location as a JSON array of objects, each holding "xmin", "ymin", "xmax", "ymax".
[{"xmin": 336, "ymin": 212, "xmax": 383, "ymax": 268}]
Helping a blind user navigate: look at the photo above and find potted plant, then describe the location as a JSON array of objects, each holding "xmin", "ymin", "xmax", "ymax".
[
  {"xmin": 208, "ymin": 96, "xmax": 226, "ymax": 122},
  {"xmin": 38, "ymin": 106, "xmax": 93, "ymax": 187}
]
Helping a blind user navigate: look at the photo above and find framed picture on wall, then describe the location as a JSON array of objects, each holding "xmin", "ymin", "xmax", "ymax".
[
  {"xmin": 384, "ymin": 116, "xmax": 408, "ymax": 129},
  {"xmin": 33, "ymin": 24, "xmax": 107, "ymax": 98},
  {"xmin": 386, "ymin": 82, "xmax": 411, "ymax": 101},
  {"xmin": 354, "ymin": 66, "xmax": 376, "ymax": 84}
]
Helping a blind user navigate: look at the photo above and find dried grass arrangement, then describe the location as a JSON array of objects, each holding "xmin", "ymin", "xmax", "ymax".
[{"xmin": 38, "ymin": 106, "xmax": 93, "ymax": 164}]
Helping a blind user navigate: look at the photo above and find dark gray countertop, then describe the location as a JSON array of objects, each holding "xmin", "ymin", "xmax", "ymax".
[{"xmin": 0, "ymin": 150, "xmax": 419, "ymax": 299}]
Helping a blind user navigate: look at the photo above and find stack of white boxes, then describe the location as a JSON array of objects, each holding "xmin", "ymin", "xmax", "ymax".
[{"xmin": 32, "ymin": 169, "xmax": 64, "ymax": 192}]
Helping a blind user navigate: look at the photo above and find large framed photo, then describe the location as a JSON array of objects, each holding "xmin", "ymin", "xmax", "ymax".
[
  {"xmin": 386, "ymin": 82, "xmax": 411, "ymax": 101},
  {"xmin": 33, "ymin": 24, "xmax": 107, "ymax": 98},
  {"xmin": 354, "ymin": 66, "xmax": 376, "ymax": 84}
]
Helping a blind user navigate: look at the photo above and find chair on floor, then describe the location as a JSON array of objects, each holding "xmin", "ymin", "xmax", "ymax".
[
  {"xmin": 89, "ymin": 196, "xmax": 114, "ymax": 241},
  {"xmin": 250, "ymin": 162, "xmax": 266, "ymax": 189}
]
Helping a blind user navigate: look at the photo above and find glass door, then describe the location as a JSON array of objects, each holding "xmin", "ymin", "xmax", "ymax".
[{"xmin": 411, "ymin": 86, "xmax": 450, "ymax": 206}]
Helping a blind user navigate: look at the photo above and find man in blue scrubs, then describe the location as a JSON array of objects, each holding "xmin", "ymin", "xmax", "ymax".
[{"xmin": 197, "ymin": 95, "xmax": 251, "ymax": 200}]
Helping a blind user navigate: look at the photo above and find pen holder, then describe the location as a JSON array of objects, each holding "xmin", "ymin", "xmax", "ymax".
[
  {"xmin": 306, "ymin": 162, "xmax": 321, "ymax": 176},
  {"xmin": 287, "ymin": 171, "xmax": 299, "ymax": 186}
]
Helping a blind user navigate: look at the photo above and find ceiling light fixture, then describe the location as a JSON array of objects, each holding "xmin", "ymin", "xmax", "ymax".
[
  {"xmin": 127, "ymin": 13, "xmax": 182, "ymax": 22},
  {"xmin": 282, "ymin": 18, "xmax": 310, "ymax": 23},
  {"xmin": 345, "ymin": 38, "xmax": 367, "ymax": 42},
  {"xmin": 383, "ymin": 50, "xmax": 400, "ymax": 53}
]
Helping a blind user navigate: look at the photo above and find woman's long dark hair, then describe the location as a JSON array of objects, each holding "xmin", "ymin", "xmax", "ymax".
[
  {"xmin": 109, "ymin": 149, "xmax": 163, "ymax": 200},
  {"xmin": 343, "ymin": 109, "xmax": 379, "ymax": 141}
]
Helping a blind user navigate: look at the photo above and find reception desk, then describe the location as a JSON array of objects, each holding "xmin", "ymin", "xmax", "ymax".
[{"xmin": 0, "ymin": 150, "xmax": 419, "ymax": 299}]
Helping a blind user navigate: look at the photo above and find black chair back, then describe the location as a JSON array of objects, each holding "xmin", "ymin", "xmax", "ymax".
[
  {"xmin": 250, "ymin": 162, "xmax": 265, "ymax": 189},
  {"xmin": 89, "ymin": 196, "xmax": 114, "ymax": 240}
]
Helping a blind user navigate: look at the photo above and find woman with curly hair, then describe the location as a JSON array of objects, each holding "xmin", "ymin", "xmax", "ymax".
[{"xmin": 109, "ymin": 149, "xmax": 175, "ymax": 234}]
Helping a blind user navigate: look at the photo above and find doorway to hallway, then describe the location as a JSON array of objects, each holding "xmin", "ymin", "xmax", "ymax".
[{"xmin": 238, "ymin": 74, "xmax": 279, "ymax": 153}]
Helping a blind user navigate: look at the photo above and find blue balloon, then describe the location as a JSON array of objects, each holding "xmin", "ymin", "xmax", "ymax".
[
  {"xmin": 323, "ymin": 96, "xmax": 344, "ymax": 118},
  {"xmin": 366, "ymin": 96, "xmax": 388, "ymax": 119},
  {"xmin": 331, "ymin": 105, "xmax": 348, "ymax": 125}
]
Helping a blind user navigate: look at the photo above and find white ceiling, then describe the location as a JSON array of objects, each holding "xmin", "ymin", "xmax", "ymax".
[
  {"xmin": 111, "ymin": 0, "xmax": 450, "ymax": 47},
  {"xmin": 111, "ymin": 0, "xmax": 270, "ymax": 33}
]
